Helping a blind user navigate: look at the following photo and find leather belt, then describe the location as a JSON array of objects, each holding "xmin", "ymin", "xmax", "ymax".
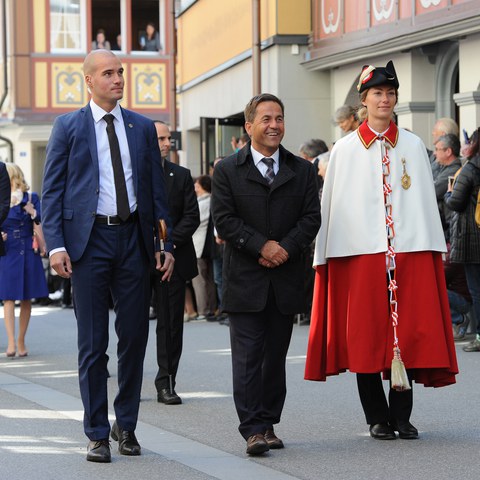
[{"xmin": 95, "ymin": 210, "xmax": 137, "ymax": 226}]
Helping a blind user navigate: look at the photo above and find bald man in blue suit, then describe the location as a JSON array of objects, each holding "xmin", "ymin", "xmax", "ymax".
[{"xmin": 42, "ymin": 50, "xmax": 174, "ymax": 463}]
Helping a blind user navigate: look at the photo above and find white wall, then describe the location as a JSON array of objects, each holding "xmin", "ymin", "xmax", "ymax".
[{"xmin": 178, "ymin": 44, "xmax": 331, "ymax": 168}]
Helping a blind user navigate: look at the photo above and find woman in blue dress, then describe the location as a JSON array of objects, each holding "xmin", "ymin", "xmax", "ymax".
[{"xmin": 0, "ymin": 164, "xmax": 48, "ymax": 357}]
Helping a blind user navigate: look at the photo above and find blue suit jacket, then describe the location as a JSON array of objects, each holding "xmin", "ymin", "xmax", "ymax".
[{"xmin": 42, "ymin": 104, "xmax": 171, "ymax": 263}]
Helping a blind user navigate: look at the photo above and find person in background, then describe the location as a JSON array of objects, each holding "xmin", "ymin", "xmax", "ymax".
[
  {"xmin": 445, "ymin": 127, "xmax": 480, "ymax": 352},
  {"xmin": 0, "ymin": 163, "xmax": 48, "ymax": 358},
  {"xmin": 306, "ymin": 60, "xmax": 458, "ymax": 442},
  {"xmin": 298, "ymin": 138, "xmax": 329, "ymax": 324},
  {"xmin": 91, "ymin": 29, "xmax": 111, "ymax": 50},
  {"xmin": 298, "ymin": 138, "xmax": 329, "ymax": 193},
  {"xmin": 333, "ymin": 104, "xmax": 360, "ymax": 135},
  {"xmin": 41, "ymin": 49, "xmax": 173, "ymax": 463},
  {"xmin": 212, "ymin": 93, "xmax": 321, "ymax": 455},
  {"xmin": 429, "ymin": 117, "xmax": 460, "ymax": 179},
  {"xmin": 211, "ymin": 156, "xmax": 228, "ymax": 324},
  {"xmin": 0, "ymin": 161, "xmax": 10, "ymax": 257},
  {"xmin": 432, "ymin": 133, "xmax": 462, "ymax": 241},
  {"xmin": 231, "ymin": 133, "xmax": 250, "ymax": 153},
  {"xmin": 444, "ymin": 251, "xmax": 472, "ymax": 340},
  {"xmin": 191, "ymin": 175, "xmax": 217, "ymax": 320},
  {"xmin": 112, "ymin": 34, "xmax": 122, "ymax": 51},
  {"xmin": 141, "ymin": 22, "xmax": 161, "ymax": 52},
  {"xmin": 152, "ymin": 120, "xmax": 200, "ymax": 405}
]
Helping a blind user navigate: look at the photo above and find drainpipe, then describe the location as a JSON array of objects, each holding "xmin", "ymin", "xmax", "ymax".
[
  {"xmin": 0, "ymin": 0, "xmax": 13, "ymax": 163},
  {"xmin": 252, "ymin": 0, "xmax": 261, "ymax": 95},
  {"xmin": 0, "ymin": 0, "xmax": 8, "ymax": 110},
  {"xmin": 168, "ymin": 0, "xmax": 178, "ymax": 164}
]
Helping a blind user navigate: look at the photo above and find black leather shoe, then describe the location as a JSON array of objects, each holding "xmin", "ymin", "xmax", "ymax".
[
  {"xmin": 391, "ymin": 420, "xmax": 419, "ymax": 439},
  {"xmin": 246, "ymin": 433, "xmax": 269, "ymax": 455},
  {"xmin": 157, "ymin": 388, "xmax": 182, "ymax": 405},
  {"xmin": 86, "ymin": 439, "xmax": 111, "ymax": 463},
  {"xmin": 369, "ymin": 423, "xmax": 396, "ymax": 440},
  {"xmin": 110, "ymin": 421, "xmax": 141, "ymax": 456}
]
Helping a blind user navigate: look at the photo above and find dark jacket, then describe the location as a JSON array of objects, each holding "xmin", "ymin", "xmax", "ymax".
[
  {"xmin": 163, "ymin": 160, "xmax": 199, "ymax": 281},
  {"xmin": 211, "ymin": 143, "xmax": 321, "ymax": 314},
  {"xmin": 444, "ymin": 154, "xmax": 480, "ymax": 263},
  {"xmin": 434, "ymin": 158, "xmax": 462, "ymax": 241},
  {"xmin": 0, "ymin": 162, "xmax": 10, "ymax": 256}
]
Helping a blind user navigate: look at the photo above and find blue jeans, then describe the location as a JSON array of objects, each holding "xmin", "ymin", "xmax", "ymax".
[
  {"xmin": 447, "ymin": 289, "xmax": 471, "ymax": 325},
  {"xmin": 213, "ymin": 255, "xmax": 223, "ymax": 310},
  {"xmin": 464, "ymin": 264, "xmax": 480, "ymax": 335}
]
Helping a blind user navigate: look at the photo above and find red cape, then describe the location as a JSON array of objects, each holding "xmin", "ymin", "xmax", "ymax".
[{"xmin": 305, "ymin": 252, "xmax": 458, "ymax": 387}]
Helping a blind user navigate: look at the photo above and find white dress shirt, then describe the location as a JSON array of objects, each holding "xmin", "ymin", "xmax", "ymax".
[
  {"xmin": 90, "ymin": 99, "xmax": 136, "ymax": 216},
  {"xmin": 250, "ymin": 145, "xmax": 280, "ymax": 177}
]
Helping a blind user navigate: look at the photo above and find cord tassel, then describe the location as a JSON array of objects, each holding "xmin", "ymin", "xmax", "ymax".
[{"xmin": 391, "ymin": 347, "xmax": 411, "ymax": 391}]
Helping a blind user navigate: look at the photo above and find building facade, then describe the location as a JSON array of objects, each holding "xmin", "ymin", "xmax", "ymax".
[
  {"xmin": 0, "ymin": 0, "xmax": 175, "ymax": 192},
  {"xmin": 177, "ymin": 0, "xmax": 480, "ymax": 174}
]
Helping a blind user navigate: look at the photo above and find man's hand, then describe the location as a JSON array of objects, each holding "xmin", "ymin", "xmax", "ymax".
[
  {"xmin": 50, "ymin": 251, "xmax": 72, "ymax": 278},
  {"xmin": 258, "ymin": 257, "xmax": 275, "ymax": 268},
  {"xmin": 259, "ymin": 240, "xmax": 289, "ymax": 267},
  {"xmin": 156, "ymin": 251, "xmax": 175, "ymax": 281}
]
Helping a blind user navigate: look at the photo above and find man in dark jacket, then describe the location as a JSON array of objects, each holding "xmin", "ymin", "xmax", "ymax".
[
  {"xmin": 153, "ymin": 121, "xmax": 200, "ymax": 405},
  {"xmin": 211, "ymin": 94, "xmax": 321, "ymax": 455},
  {"xmin": 0, "ymin": 161, "xmax": 10, "ymax": 256},
  {"xmin": 433, "ymin": 133, "xmax": 462, "ymax": 241}
]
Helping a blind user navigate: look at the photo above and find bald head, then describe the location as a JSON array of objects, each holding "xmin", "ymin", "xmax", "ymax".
[
  {"xmin": 83, "ymin": 49, "xmax": 117, "ymax": 75},
  {"xmin": 83, "ymin": 49, "xmax": 124, "ymax": 111}
]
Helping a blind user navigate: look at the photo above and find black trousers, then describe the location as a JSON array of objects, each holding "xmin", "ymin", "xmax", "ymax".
[
  {"xmin": 154, "ymin": 269, "xmax": 186, "ymax": 391},
  {"xmin": 229, "ymin": 287, "xmax": 294, "ymax": 440},
  {"xmin": 356, "ymin": 371, "xmax": 413, "ymax": 425}
]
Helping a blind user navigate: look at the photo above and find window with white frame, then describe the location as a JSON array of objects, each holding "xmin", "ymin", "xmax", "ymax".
[{"xmin": 50, "ymin": 0, "xmax": 85, "ymax": 52}]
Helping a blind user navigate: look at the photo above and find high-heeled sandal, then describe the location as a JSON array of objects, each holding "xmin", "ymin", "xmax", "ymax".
[
  {"xmin": 18, "ymin": 351, "xmax": 28, "ymax": 357},
  {"xmin": 6, "ymin": 350, "xmax": 16, "ymax": 358}
]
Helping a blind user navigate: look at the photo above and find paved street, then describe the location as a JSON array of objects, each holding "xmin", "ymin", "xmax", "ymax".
[{"xmin": 0, "ymin": 305, "xmax": 478, "ymax": 479}]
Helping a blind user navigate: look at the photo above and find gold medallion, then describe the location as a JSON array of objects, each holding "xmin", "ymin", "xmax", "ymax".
[{"xmin": 401, "ymin": 158, "xmax": 411, "ymax": 190}]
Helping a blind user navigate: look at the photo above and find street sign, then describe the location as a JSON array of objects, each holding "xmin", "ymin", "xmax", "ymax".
[{"xmin": 170, "ymin": 131, "xmax": 182, "ymax": 151}]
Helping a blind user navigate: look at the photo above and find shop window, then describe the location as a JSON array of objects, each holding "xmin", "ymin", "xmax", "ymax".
[{"xmin": 50, "ymin": 0, "xmax": 85, "ymax": 52}]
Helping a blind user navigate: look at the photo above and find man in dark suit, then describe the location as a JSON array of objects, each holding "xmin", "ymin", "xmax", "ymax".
[
  {"xmin": 211, "ymin": 94, "xmax": 321, "ymax": 455},
  {"xmin": 0, "ymin": 161, "xmax": 10, "ymax": 256},
  {"xmin": 153, "ymin": 120, "xmax": 199, "ymax": 405},
  {"xmin": 41, "ymin": 50, "xmax": 174, "ymax": 463}
]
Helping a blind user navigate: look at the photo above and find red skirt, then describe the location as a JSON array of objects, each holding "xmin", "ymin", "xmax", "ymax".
[{"xmin": 304, "ymin": 251, "xmax": 458, "ymax": 387}]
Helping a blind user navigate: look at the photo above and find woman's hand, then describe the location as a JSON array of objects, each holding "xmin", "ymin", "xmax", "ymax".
[{"xmin": 23, "ymin": 200, "xmax": 36, "ymax": 218}]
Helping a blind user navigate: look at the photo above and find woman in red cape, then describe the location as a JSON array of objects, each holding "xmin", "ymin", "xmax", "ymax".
[{"xmin": 305, "ymin": 60, "xmax": 458, "ymax": 441}]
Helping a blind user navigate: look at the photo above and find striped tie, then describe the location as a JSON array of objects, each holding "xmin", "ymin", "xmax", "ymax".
[{"xmin": 262, "ymin": 157, "xmax": 275, "ymax": 185}]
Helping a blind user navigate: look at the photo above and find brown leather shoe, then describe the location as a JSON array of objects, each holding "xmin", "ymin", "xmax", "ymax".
[
  {"xmin": 265, "ymin": 429, "xmax": 284, "ymax": 449},
  {"xmin": 246, "ymin": 433, "xmax": 269, "ymax": 455}
]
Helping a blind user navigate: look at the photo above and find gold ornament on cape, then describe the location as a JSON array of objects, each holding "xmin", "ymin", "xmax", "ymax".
[{"xmin": 401, "ymin": 157, "xmax": 411, "ymax": 190}]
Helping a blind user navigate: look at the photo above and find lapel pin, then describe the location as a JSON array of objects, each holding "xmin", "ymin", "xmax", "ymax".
[
  {"xmin": 128, "ymin": 123, "xmax": 133, "ymax": 128},
  {"xmin": 169, "ymin": 172, "xmax": 174, "ymax": 176}
]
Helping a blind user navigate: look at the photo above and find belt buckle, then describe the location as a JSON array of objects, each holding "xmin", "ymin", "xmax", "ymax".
[{"xmin": 107, "ymin": 215, "xmax": 120, "ymax": 226}]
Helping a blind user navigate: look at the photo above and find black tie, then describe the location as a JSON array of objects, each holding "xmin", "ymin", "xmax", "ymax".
[
  {"xmin": 262, "ymin": 157, "xmax": 275, "ymax": 185},
  {"xmin": 103, "ymin": 114, "xmax": 130, "ymax": 221}
]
